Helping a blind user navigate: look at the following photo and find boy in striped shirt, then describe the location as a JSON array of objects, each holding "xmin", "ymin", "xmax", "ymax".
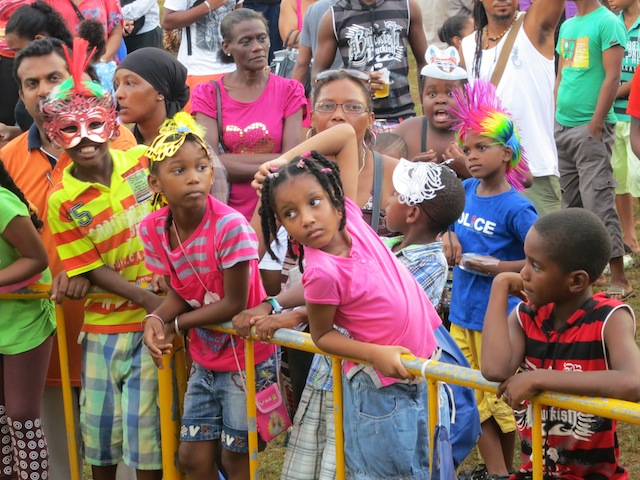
[
  {"xmin": 482, "ymin": 209, "xmax": 640, "ymax": 479},
  {"xmin": 43, "ymin": 38, "xmax": 163, "ymax": 480}
]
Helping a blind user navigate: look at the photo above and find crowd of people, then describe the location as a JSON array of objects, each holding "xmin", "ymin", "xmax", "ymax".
[{"xmin": 0, "ymin": 0, "xmax": 640, "ymax": 480}]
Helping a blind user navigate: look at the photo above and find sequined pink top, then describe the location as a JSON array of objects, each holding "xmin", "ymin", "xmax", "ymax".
[{"xmin": 191, "ymin": 74, "xmax": 306, "ymax": 219}]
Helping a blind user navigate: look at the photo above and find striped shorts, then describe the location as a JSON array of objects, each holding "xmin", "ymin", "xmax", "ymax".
[{"xmin": 80, "ymin": 331, "xmax": 161, "ymax": 469}]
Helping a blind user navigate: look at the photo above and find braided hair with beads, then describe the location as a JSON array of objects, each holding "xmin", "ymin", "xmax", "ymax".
[{"xmin": 259, "ymin": 151, "xmax": 346, "ymax": 272}]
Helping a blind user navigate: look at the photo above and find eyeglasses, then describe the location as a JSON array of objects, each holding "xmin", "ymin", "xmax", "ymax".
[
  {"xmin": 314, "ymin": 102, "xmax": 369, "ymax": 114},
  {"xmin": 315, "ymin": 69, "xmax": 371, "ymax": 85}
]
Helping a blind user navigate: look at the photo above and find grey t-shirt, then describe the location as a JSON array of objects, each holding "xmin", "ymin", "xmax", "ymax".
[{"xmin": 301, "ymin": 0, "xmax": 342, "ymax": 69}]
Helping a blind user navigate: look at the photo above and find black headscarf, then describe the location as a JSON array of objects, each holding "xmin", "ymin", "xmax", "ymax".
[{"xmin": 117, "ymin": 47, "xmax": 189, "ymax": 118}]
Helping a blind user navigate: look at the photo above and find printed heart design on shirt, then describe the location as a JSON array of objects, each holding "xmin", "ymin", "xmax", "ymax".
[{"xmin": 224, "ymin": 123, "xmax": 276, "ymax": 153}]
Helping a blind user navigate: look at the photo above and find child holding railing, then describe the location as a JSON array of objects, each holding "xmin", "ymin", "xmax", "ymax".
[
  {"xmin": 482, "ymin": 208, "xmax": 640, "ymax": 479},
  {"xmin": 253, "ymin": 123, "xmax": 442, "ymax": 479}
]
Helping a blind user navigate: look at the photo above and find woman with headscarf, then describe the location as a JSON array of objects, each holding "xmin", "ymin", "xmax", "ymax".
[{"xmin": 114, "ymin": 47, "xmax": 228, "ymax": 201}]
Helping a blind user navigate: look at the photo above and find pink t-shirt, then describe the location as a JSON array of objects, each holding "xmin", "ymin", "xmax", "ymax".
[
  {"xmin": 44, "ymin": 0, "xmax": 123, "ymax": 36},
  {"xmin": 302, "ymin": 198, "xmax": 441, "ymax": 386},
  {"xmin": 191, "ymin": 74, "xmax": 306, "ymax": 220},
  {"xmin": 140, "ymin": 195, "xmax": 273, "ymax": 371}
]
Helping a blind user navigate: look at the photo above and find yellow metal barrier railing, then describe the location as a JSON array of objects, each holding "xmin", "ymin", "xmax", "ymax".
[{"xmin": 4, "ymin": 286, "xmax": 640, "ymax": 480}]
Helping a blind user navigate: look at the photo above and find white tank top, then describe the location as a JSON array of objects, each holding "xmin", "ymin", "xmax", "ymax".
[{"xmin": 461, "ymin": 14, "xmax": 559, "ymax": 178}]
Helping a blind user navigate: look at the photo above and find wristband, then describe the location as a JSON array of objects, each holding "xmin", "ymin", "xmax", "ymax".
[
  {"xmin": 264, "ymin": 296, "xmax": 283, "ymax": 315},
  {"xmin": 203, "ymin": 0, "xmax": 212, "ymax": 13},
  {"xmin": 174, "ymin": 316, "xmax": 182, "ymax": 336}
]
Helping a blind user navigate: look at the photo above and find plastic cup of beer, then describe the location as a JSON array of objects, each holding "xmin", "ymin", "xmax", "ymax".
[{"xmin": 374, "ymin": 68, "xmax": 390, "ymax": 99}]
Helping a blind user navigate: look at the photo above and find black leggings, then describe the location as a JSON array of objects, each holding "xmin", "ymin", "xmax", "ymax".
[{"xmin": 0, "ymin": 336, "xmax": 53, "ymax": 479}]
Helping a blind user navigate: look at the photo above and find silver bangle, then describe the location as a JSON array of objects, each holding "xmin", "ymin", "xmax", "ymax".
[
  {"xmin": 203, "ymin": 0, "xmax": 212, "ymax": 13},
  {"xmin": 174, "ymin": 316, "xmax": 182, "ymax": 336}
]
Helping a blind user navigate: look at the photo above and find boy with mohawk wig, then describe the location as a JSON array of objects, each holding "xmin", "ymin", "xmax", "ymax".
[{"xmin": 445, "ymin": 80, "xmax": 538, "ymax": 479}]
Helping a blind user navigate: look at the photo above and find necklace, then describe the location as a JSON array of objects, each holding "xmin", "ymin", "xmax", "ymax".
[
  {"xmin": 484, "ymin": 15, "xmax": 518, "ymax": 48},
  {"xmin": 358, "ymin": 147, "xmax": 366, "ymax": 175}
]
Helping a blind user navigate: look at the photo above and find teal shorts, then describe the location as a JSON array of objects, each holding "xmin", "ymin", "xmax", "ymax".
[{"xmin": 80, "ymin": 331, "xmax": 161, "ymax": 469}]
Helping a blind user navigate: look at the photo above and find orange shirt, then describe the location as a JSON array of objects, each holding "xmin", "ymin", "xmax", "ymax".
[{"xmin": 0, "ymin": 124, "xmax": 137, "ymax": 385}]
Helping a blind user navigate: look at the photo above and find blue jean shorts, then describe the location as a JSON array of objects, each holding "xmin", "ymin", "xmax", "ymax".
[
  {"xmin": 180, "ymin": 356, "xmax": 276, "ymax": 453},
  {"xmin": 343, "ymin": 371, "xmax": 430, "ymax": 480}
]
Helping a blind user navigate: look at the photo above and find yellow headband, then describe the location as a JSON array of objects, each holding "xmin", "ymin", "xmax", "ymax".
[{"xmin": 145, "ymin": 112, "xmax": 210, "ymax": 164}]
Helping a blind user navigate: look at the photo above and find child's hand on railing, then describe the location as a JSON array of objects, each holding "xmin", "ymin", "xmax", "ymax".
[
  {"xmin": 50, "ymin": 270, "xmax": 90, "ymax": 304},
  {"xmin": 498, "ymin": 371, "xmax": 539, "ymax": 409},
  {"xmin": 370, "ymin": 344, "xmax": 415, "ymax": 381},
  {"xmin": 253, "ymin": 310, "xmax": 307, "ymax": 342},
  {"xmin": 143, "ymin": 317, "xmax": 174, "ymax": 369},
  {"xmin": 232, "ymin": 302, "xmax": 273, "ymax": 338}
]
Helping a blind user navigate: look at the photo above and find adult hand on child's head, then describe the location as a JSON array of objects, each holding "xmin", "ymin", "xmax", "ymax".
[
  {"xmin": 51, "ymin": 270, "xmax": 90, "ymax": 304},
  {"xmin": 370, "ymin": 344, "xmax": 415, "ymax": 381},
  {"xmin": 497, "ymin": 371, "xmax": 541, "ymax": 409},
  {"xmin": 493, "ymin": 272, "xmax": 528, "ymax": 302},
  {"xmin": 143, "ymin": 317, "xmax": 174, "ymax": 369}
]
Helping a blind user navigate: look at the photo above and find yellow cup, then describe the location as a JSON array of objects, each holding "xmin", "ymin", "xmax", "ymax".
[{"xmin": 373, "ymin": 68, "xmax": 390, "ymax": 99}]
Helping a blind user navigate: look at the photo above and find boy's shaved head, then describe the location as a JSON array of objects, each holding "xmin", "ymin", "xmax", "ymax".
[{"xmin": 534, "ymin": 208, "xmax": 612, "ymax": 282}]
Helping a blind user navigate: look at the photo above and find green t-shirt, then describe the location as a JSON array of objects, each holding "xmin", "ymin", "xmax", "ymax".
[
  {"xmin": 0, "ymin": 187, "xmax": 55, "ymax": 354},
  {"xmin": 556, "ymin": 6, "xmax": 627, "ymax": 127},
  {"xmin": 614, "ymin": 12, "xmax": 640, "ymax": 122}
]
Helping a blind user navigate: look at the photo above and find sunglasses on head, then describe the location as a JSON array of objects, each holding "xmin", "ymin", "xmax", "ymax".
[{"xmin": 315, "ymin": 69, "xmax": 371, "ymax": 87}]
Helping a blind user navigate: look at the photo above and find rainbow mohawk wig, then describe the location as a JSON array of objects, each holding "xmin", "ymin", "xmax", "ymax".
[{"xmin": 451, "ymin": 80, "xmax": 529, "ymax": 191}]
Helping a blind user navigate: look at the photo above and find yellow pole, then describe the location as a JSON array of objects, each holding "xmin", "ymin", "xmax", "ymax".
[
  {"xmin": 244, "ymin": 339, "xmax": 259, "ymax": 479},
  {"xmin": 158, "ymin": 353, "xmax": 182, "ymax": 480},
  {"xmin": 531, "ymin": 401, "xmax": 543, "ymax": 480},
  {"xmin": 332, "ymin": 357, "xmax": 345, "ymax": 480},
  {"xmin": 54, "ymin": 305, "xmax": 80, "ymax": 480},
  {"xmin": 427, "ymin": 379, "xmax": 439, "ymax": 478}
]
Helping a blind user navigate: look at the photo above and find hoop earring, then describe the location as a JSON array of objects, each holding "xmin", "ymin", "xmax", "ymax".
[
  {"xmin": 288, "ymin": 234, "xmax": 298, "ymax": 244},
  {"xmin": 364, "ymin": 129, "xmax": 377, "ymax": 149},
  {"xmin": 306, "ymin": 127, "xmax": 316, "ymax": 140}
]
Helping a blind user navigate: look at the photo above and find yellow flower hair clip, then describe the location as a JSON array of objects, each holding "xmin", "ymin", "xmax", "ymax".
[{"xmin": 145, "ymin": 112, "xmax": 210, "ymax": 163}]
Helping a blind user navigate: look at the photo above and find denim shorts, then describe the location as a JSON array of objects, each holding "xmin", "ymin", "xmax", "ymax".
[
  {"xmin": 343, "ymin": 371, "xmax": 430, "ymax": 480},
  {"xmin": 180, "ymin": 356, "xmax": 276, "ymax": 453}
]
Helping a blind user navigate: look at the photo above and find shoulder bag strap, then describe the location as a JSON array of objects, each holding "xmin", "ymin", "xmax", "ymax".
[
  {"xmin": 489, "ymin": 13, "xmax": 525, "ymax": 88},
  {"xmin": 283, "ymin": 30, "xmax": 297, "ymax": 49},
  {"xmin": 67, "ymin": 0, "xmax": 84, "ymax": 21},
  {"xmin": 370, "ymin": 151, "xmax": 383, "ymax": 231},
  {"xmin": 210, "ymin": 80, "xmax": 226, "ymax": 153}
]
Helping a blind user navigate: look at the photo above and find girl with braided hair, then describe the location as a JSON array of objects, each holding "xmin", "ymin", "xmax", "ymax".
[
  {"xmin": 253, "ymin": 123, "xmax": 442, "ymax": 479},
  {"xmin": 140, "ymin": 112, "xmax": 276, "ymax": 480},
  {"xmin": 0, "ymin": 157, "xmax": 55, "ymax": 480}
]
